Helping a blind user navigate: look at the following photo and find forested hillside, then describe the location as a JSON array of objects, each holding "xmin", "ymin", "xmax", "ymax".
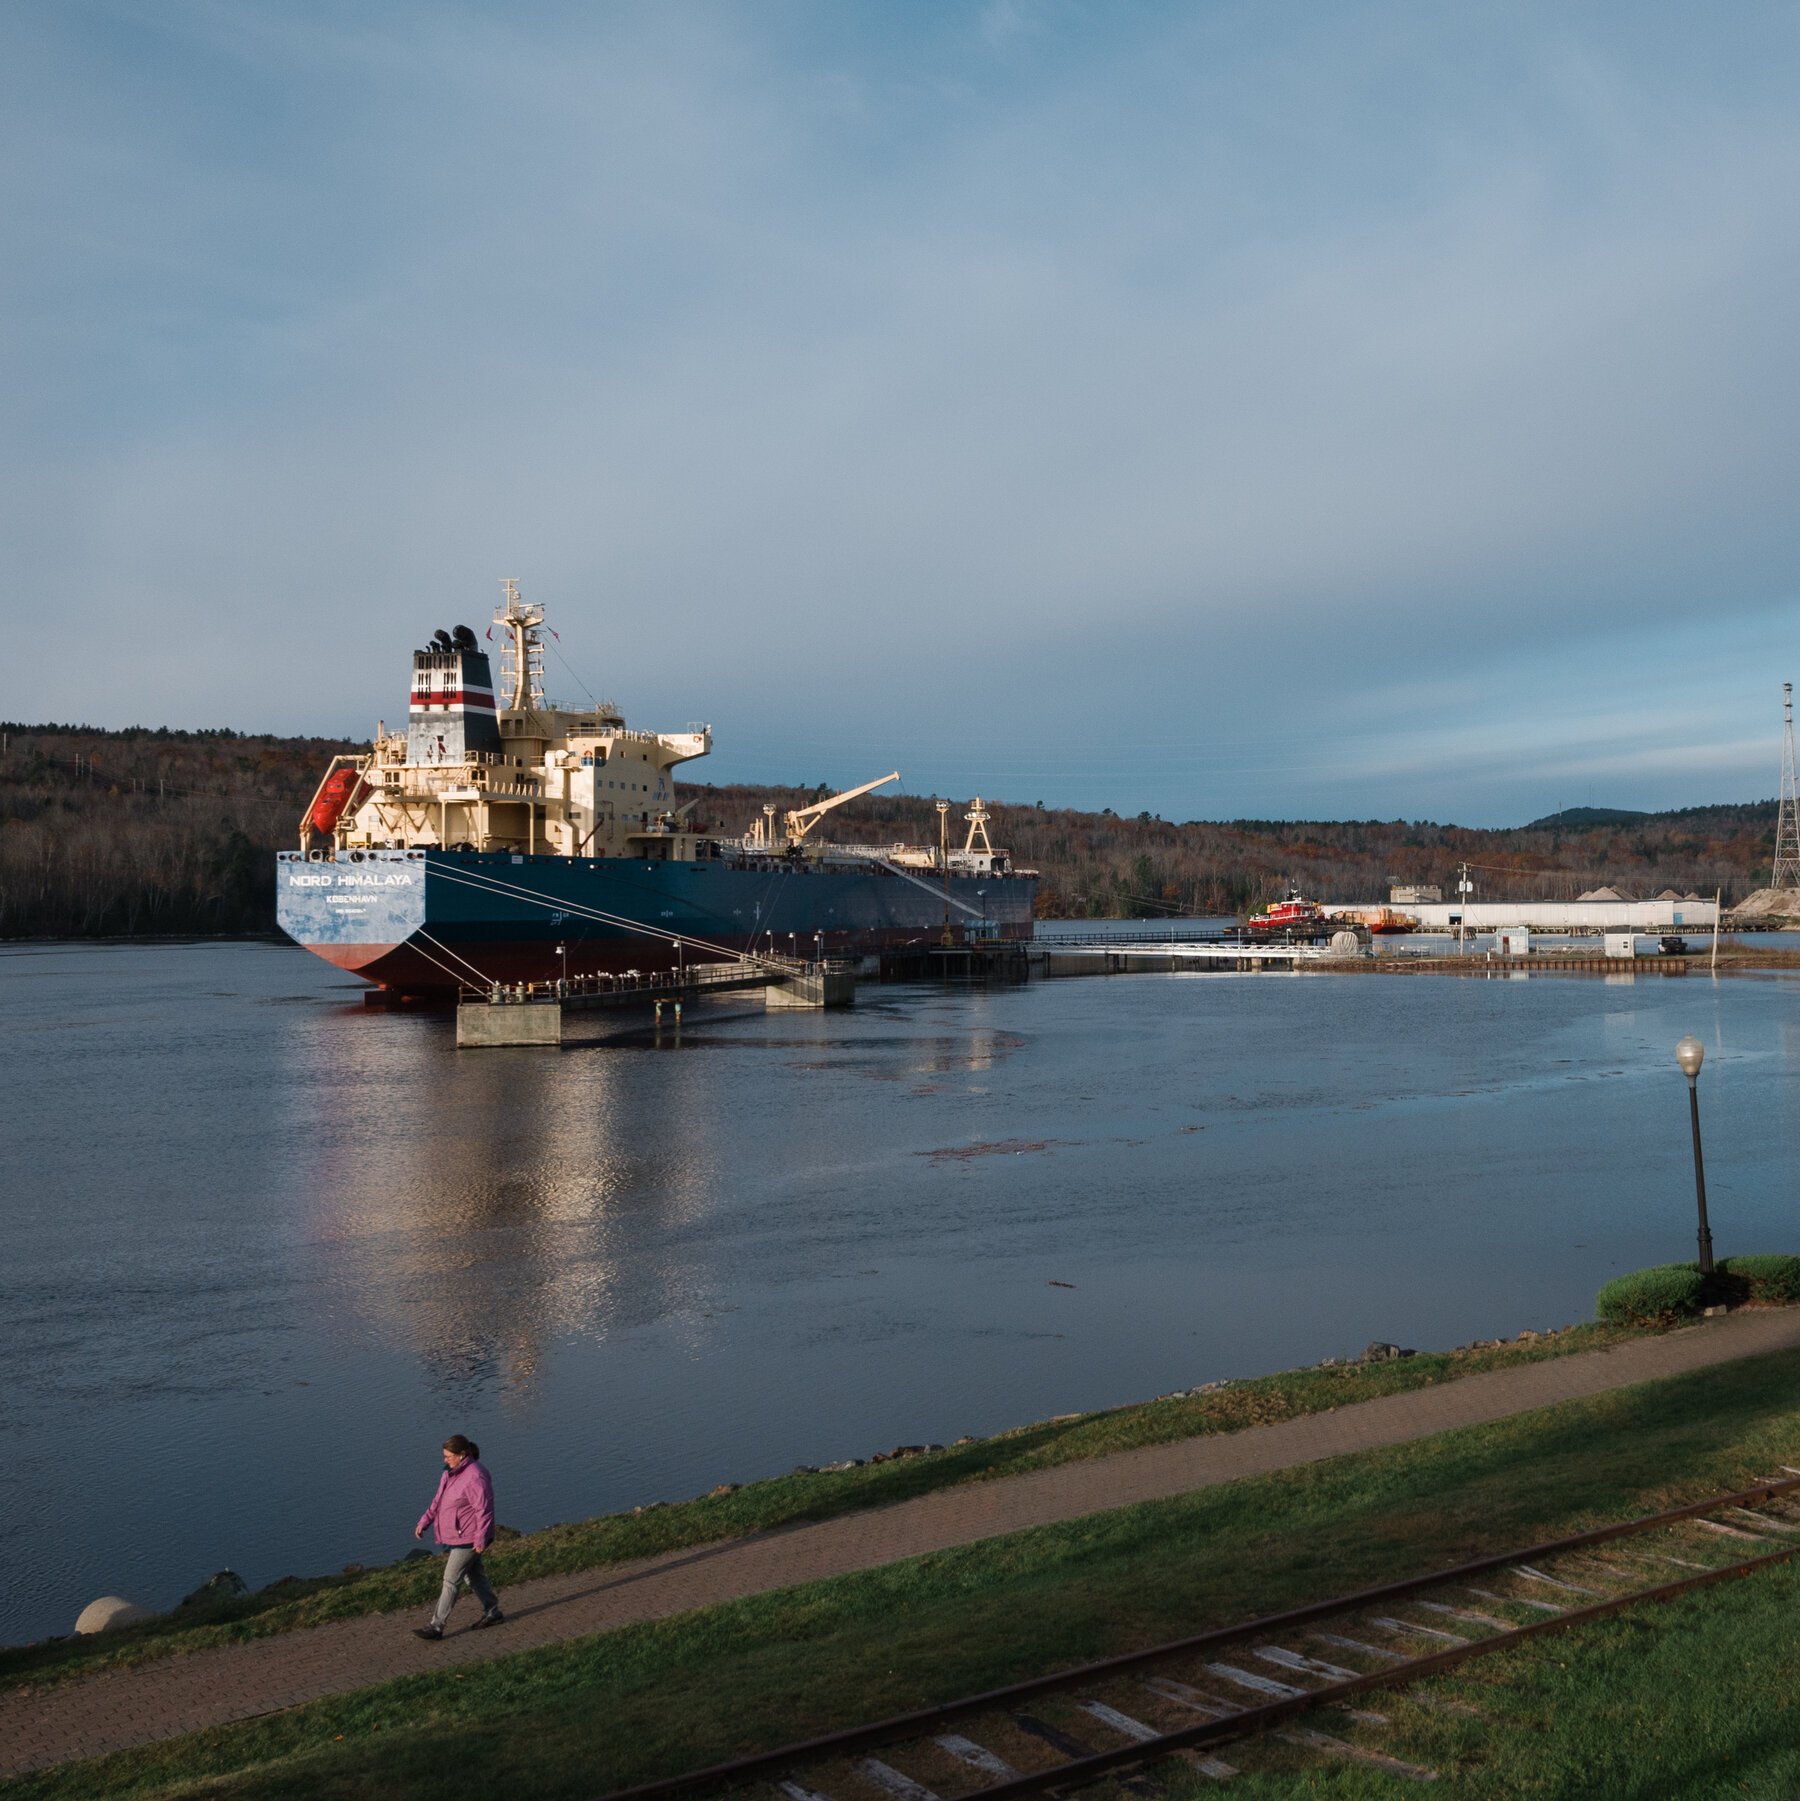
[
  {"xmin": 0, "ymin": 724, "xmax": 362, "ymax": 937},
  {"xmin": 0, "ymin": 723, "xmax": 1778, "ymax": 936},
  {"xmin": 680, "ymin": 782, "xmax": 1777, "ymax": 918}
]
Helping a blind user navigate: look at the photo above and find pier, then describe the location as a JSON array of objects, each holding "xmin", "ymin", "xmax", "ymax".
[
  {"xmin": 1029, "ymin": 935, "xmax": 1312, "ymax": 975},
  {"xmin": 879, "ymin": 942, "xmax": 1031, "ymax": 983},
  {"xmin": 455, "ymin": 958, "xmax": 854, "ymax": 1047},
  {"xmin": 1031, "ymin": 939, "xmax": 1701, "ymax": 978}
]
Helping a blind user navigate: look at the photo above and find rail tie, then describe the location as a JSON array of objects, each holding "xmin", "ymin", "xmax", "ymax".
[{"xmin": 594, "ymin": 1474, "xmax": 1800, "ymax": 1801}]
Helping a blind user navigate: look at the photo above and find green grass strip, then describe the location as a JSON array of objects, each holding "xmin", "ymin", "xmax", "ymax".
[{"xmin": 16, "ymin": 1337, "xmax": 1800, "ymax": 1801}]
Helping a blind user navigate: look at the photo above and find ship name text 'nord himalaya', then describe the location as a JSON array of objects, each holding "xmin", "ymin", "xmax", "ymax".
[{"xmin": 276, "ymin": 583, "xmax": 1037, "ymax": 993}]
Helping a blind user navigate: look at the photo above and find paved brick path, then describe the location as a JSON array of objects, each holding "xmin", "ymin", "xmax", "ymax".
[{"xmin": 9, "ymin": 1307, "xmax": 1800, "ymax": 1776}]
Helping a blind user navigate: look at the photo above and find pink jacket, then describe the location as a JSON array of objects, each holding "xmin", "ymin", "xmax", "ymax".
[{"xmin": 418, "ymin": 1458, "xmax": 494, "ymax": 1552}]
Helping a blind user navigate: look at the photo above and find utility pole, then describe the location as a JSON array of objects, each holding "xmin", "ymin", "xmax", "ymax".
[
  {"xmin": 1456, "ymin": 862, "xmax": 1473, "ymax": 954},
  {"xmin": 1776, "ymin": 683, "xmax": 1800, "ymax": 887}
]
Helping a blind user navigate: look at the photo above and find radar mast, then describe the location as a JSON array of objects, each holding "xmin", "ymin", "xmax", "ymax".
[{"xmin": 494, "ymin": 578, "xmax": 546, "ymax": 712}]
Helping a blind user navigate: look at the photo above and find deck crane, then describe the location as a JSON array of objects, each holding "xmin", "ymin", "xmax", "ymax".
[{"xmin": 750, "ymin": 772, "xmax": 901, "ymax": 849}]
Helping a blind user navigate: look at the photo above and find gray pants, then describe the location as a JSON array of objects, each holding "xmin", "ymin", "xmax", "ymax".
[{"xmin": 431, "ymin": 1546, "xmax": 499, "ymax": 1628}]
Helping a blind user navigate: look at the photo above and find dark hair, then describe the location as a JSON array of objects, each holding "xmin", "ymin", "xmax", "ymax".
[{"xmin": 443, "ymin": 1434, "xmax": 479, "ymax": 1460}]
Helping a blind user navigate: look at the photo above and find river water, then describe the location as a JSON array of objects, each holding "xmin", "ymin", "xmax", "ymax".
[{"xmin": 4, "ymin": 935, "xmax": 1798, "ymax": 1644}]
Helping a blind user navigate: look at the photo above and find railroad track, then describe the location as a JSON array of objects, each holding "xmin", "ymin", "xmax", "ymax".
[{"xmin": 598, "ymin": 1472, "xmax": 1800, "ymax": 1795}]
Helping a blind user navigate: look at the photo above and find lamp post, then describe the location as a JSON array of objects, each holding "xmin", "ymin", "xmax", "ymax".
[
  {"xmin": 1675, "ymin": 1035, "xmax": 1713, "ymax": 1275},
  {"xmin": 556, "ymin": 941, "xmax": 567, "ymax": 991}
]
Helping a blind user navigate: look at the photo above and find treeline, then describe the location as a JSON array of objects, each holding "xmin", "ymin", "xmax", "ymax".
[
  {"xmin": 0, "ymin": 724, "xmax": 361, "ymax": 937},
  {"xmin": 679, "ymin": 783, "xmax": 1779, "ymax": 918},
  {"xmin": 0, "ymin": 723, "xmax": 1780, "ymax": 937}
]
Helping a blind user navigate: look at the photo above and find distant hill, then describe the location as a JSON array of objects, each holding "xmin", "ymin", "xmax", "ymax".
[
  {"xmin": 1526, "ymin": 802, "xmax": 1779, "ymax": 832},
  {"xmin": 1525, "ymin": 807, "xmax": 1650, "ymax": 829},
  {"xmin": 0, "ymin": 721, "xmax": 1784, "ymax": 934},
  {"xmin": 0, "ymin": 722, "xmax": 363, "ymax": 937}
]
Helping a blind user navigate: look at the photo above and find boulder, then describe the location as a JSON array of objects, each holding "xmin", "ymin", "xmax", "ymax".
[
  {"xmin": 74, "ymin": 1596, "xmax": 155, "ymax": 1635},
  {"xmin": 1361, "ymin": 1342, "xmax": 1416, "ymax": 1362}
]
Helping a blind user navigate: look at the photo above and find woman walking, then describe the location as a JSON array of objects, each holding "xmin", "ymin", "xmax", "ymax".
[{"xmin": 412, "ymin": 1434, "xmax": 505, "ymax": 1639}]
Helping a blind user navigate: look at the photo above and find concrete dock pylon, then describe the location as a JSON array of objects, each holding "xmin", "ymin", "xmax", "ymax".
[{"xmin": 764, "ymin": 968, "xmax": 856, "ymax": 1009}]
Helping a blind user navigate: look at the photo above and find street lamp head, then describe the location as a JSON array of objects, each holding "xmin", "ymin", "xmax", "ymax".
[{"xmin": 1675, "ymin": 1035, "xmax": 1704, "ymax": 1080}]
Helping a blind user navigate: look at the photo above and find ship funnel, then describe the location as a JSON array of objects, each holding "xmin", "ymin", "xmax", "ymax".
[{"xmin": 407, "ymin": 627, "xmax": 500, "ymax": 767}]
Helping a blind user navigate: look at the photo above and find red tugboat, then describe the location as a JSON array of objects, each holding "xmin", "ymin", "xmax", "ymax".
[{"xmin": 1245, "ymin": 886, "xmax": 1329, "ymax": 938}]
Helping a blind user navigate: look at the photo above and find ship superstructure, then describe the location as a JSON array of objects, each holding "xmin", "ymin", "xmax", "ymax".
[
  {"xmin": 313, "ymin": 582, "xmax": 712, "ymax": 864},
  {"xmin": 278, "ymin": 585, "xmax": 1036, "ymax": 992}
]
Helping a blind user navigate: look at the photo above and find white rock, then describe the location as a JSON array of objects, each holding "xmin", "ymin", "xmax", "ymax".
[{"xmin": 74, "ymin": 1596, "xmax": 156, "ymax": 1634}]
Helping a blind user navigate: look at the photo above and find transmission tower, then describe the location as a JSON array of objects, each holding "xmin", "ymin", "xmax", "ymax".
[{"xmin": 1776, "ymin": 683, "xmax": 1800, "ymax": 888}]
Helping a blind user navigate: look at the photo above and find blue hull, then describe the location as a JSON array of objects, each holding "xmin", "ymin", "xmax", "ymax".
[{"xmin": 277, "ymin": 848, "xmax": 1035, "ymax": 990}]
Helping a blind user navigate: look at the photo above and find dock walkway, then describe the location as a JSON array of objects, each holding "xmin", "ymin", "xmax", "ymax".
[{"xmin": 7, "ymin": 1307, "xmax": 1800, "ymax": 1775}]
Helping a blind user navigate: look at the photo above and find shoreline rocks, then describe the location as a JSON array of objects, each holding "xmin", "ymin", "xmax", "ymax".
[{"xmin": 74, "ymin": 1596, "xmax": 155, "ymax": 1635}]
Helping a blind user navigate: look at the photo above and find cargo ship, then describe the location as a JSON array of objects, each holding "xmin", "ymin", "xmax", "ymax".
[{"xmin": 276, "ymin": 584, "xmax": 1036, "ymax": 993}]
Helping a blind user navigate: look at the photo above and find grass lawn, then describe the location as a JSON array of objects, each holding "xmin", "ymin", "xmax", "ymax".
[
  {"xmin": 16, "ymin": 1340, "xmax": 1800, "ymax": 1801},
  {"xmin": 0, "ymin": 1321, "xmax": 1644, "ymax": 1695},
  {"xmin": 1152, "ymin": 1563, "xmax": 1800, "ymax": 1796}
]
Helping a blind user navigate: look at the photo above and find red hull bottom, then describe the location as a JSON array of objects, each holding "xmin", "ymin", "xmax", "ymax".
[{"xmin": 295, "ymin": 927, "xmax": 1032, "ymax": 995}]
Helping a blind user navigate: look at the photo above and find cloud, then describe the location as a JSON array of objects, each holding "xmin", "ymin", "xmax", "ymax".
[{"xmin": 4, "ymin": 1, "xmax": 1800, "ymax": 824}]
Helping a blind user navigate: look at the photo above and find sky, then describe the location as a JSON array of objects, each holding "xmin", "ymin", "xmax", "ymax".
[{"xmin": 6, "ymin": 1, "xmax": 1800, "ymax": 827}]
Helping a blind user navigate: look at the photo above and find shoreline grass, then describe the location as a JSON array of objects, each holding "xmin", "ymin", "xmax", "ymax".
[
  {"xmin": 0, "ymin": 1317, "xmax": 1665, "ymax": 1695},
  {"xmin": 16, "ymin": 1339, "xmax": 1800, "ymax": 1800}
]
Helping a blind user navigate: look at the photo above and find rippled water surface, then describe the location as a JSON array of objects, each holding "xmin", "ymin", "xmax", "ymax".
[{"xmin": 4, "ymin": 938, "xmax": 1798, "ymax": 1643}]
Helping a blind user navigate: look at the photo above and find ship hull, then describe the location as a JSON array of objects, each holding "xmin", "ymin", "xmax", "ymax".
[{"xmin": 277, "ymin": 848, "xmax": 1036, "ymax": 992}]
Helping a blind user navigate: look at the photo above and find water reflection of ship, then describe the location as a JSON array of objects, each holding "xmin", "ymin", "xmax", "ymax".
[{"xmin": 295, "ymin": 1022, "xmax": 724, "ymax": 1394}]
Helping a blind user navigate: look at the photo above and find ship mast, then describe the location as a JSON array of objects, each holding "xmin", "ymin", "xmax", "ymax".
[{"xmin": 495, "ymin": 577, "xmax": 546, "ymax": 712}]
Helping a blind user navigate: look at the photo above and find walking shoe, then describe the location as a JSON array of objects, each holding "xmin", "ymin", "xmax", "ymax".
[
  {"xmin": 412, "ymin": 1624, "xmax": 443, "ymax": 1640},
  {"xmin": 469, "ymin": 1609, "xmax": 506, "ymax": 1630}
]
